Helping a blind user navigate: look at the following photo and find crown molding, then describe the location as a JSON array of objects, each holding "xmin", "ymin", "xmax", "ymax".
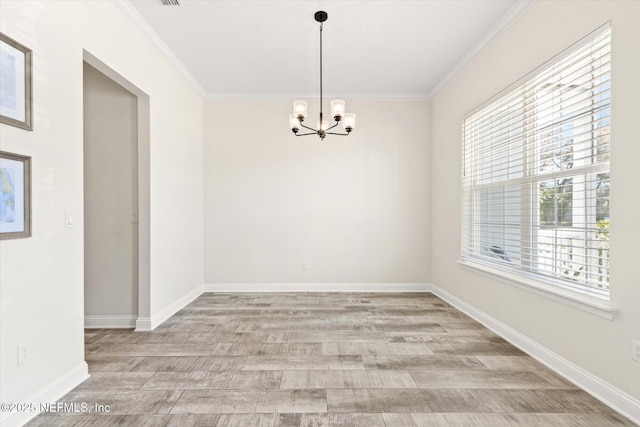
[
  {"xmin": 115, "ymin": 0, "xmax": 206, "ymax": 97},
  {"xmin": 429, "ymin": 0, "xmax": 536, "ymax": 98},
  {"xmin": 205, "ymin": 92, "xmax": 431, "ymax": 101}
]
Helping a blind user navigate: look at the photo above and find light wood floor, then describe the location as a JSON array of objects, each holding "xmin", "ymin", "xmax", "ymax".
[{"xmin": 28, "ymin": 293, "xmax": 634, "ymax": 426}]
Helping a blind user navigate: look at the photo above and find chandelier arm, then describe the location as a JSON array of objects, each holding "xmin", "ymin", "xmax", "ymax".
[
  {"xmin": 295, "ymin": 132, "xmax": 318, "ymax": 137},
  {"xmin": 325, "ymin": 131, "xmax": 351, "ymax": 136},
  {"xmin": 325, "ymin": 121, "xmax": 340, "ymax": 132},
  {"xmin": 299, "ymin": 122, "xmax": 318, "ymax": 132}
]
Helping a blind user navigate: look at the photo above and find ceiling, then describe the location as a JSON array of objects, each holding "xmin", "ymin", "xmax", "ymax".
[{"xmin": 127, "ymin": 0, "xmax": 524, "ymax": 98}]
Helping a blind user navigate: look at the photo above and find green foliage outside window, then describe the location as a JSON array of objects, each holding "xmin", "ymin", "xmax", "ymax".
[{"xmin": 540, "ymin": 179, "xmax": 573, "ymax": 226}]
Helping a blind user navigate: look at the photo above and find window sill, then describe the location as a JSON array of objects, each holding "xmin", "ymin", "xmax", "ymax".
[{"xmin": 457, "ymin": 259, "xmax": 618, "ymax": 320}]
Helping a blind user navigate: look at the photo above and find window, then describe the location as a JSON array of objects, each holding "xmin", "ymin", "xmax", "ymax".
[{"xmin": 461, "ymin": 25, "xmax": 611, "ymax": 299}]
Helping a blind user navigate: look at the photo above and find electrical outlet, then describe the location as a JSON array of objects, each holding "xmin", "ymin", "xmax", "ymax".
[
  {"xmin": 303, "ymin": 260, "xmax": 311, "ymax": 270},
  {"xmin": 18, "ymin": 342, "xmax": 31, "ymax": 365},
  {"xmin": 632, "ymin": 339, "xmax": 640, "ymax": 362}
]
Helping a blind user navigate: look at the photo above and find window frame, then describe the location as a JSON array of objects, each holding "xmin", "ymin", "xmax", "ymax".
[{"xmin": 459, "ymin": 24, "xmax": 617, "ymax": 319}]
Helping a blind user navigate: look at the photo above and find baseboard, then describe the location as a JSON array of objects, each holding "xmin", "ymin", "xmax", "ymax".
[
  {"xmin": 0, "ymin": 361, "xmax": 89, "ymax": 427},
  {"xmin": 84, "ymin": 315, "xmax": 136, "ymax": 329},
  {"xmin": 134, "ymin": 316, "xmax": 152, "ymax": 332},
  {"xmin": 135, "ymin": 285, "xmax": 204, "ymax": 332},
  {"xmin": 204, "ymin": 282, "xmax": 430, "ymax": 292},
  {"xmin": 429, "ymin": 284, "xmax": 640, "ymax": 425}
]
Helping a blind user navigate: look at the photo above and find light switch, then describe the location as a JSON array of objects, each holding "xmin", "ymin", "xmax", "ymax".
[{"xmin": 65, "ymin": 211, "xmax": 75, "ymax": 228}]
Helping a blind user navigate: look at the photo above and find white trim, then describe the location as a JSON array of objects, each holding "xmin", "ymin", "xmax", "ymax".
[
  {"xmin": 115, "ymin": 1, "xmax": 206, "ymax": 97},
  {"xmin": 0, "ymin": 362, "xmax": 89, "ymax": 427},
  {"xmin": 429, "ymin": 284, "xmax": 640, "ymax": 425},
  {"xmin": 84, "ymin": 315, "xmax": 136, "ymax": 329},
  {"xmin": 82, "ymin": 50, "xmax": 153, "ymax": 335},
  {"xmin": 429, "ymin": 0, "xmax": 536, "ymax": 97},
  {"xmin": 458, "ymin": 260, "xmax": 618, "ymax": 320},
  {"xmin": 204, "ymin": 283, "xmax": 429, "ymax": 292},
  {"xmin": 135, "ymin": 285, "xmax": 204, "ymax": 331},
  {"xmin": 205, "ymin": 92, "xmax": 431, "ymax": 101},
  {"xmin": 134, "ymin": 316, "xmax": 152, "ymax": 332}
]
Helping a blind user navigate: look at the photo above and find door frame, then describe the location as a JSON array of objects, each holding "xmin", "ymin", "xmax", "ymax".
[{"xmin": 83, "ymin": 50, "xmax": 151, "ymax": 331}]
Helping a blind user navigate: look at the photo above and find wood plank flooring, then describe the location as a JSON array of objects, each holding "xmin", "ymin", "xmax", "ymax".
[{"xmin": 27, "ymin": 292, "xmax": 635, "ymax": 426}]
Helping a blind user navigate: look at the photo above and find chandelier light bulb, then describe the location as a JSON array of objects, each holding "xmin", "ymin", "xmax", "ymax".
[
  {"xmin": 293, "ymin": 100, "xmax": 308, "ymax": 119},
  {"xmin": 343, "ymin": 113, "xmax": 356, "ymax": 131},
  {"xmin": 317, "ymin": 120, "xmax": 329, "ymax": 132},
  {"xmin": 290, "ymin": 114, "xmax": 300, "ymax": 131},
  {"xmin": 330, "ymin": 99, "xmax": 345, "ymax": 120}
]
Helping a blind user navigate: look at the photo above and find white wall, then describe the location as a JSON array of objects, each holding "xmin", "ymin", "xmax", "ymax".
[
  {"xmin": 204, "ymin": 99, "xmax": 430, "ymax": 285},
  {"xmin": 0, "ymin": 1, "xmax": 203, "ymax": 423},
  {"xmin": 431, "ymin": 0, "xmax": 639, "ymax": 402},
  {"xmin": 83, "ymin": 62, "xmax": 138, "ymax": 319}
]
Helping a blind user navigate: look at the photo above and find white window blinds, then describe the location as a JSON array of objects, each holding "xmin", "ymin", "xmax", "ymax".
[{"xmin": 461, "ymin": 25, "xmax": 611, "ymax": 298}]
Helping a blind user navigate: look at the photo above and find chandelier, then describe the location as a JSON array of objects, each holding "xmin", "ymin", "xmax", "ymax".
[{"xmin": 289, "ymin": 11, "xmax": 356, "ymax": 140}]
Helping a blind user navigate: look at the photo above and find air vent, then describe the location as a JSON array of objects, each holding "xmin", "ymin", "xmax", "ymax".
[{"xmin": 159, "ymin": 0, "xmax": 180, "ymax": 5}]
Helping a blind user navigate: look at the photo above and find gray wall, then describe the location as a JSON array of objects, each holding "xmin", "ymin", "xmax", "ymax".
[{"xmin": 83, "ymin": 62, "xmax": 138, "ymax": 318}]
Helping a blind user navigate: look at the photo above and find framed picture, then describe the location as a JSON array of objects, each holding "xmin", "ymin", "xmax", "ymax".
[
  {"xmin": 0, "ymin": 32, "xmax": 32, "ymax": 130},
  {"xmin": 0, "ymin": 151, "xmax": 31, "ymax": 240}
]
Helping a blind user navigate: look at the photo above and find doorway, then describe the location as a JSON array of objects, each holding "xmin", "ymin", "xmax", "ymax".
[{"xmin": 82, "ymin": 52, "xmax": 150, "ymax": 330}]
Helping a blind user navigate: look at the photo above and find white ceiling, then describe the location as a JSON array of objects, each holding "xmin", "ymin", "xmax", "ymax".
[{"xmin": 127, "ymin": 0, "xmax": 526, "ymax": 98}]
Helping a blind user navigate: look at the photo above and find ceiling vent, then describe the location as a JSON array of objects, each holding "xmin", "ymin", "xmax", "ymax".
[{"xmin": 159, "ymin": 0, "xmax": 180, "ymax": 5}]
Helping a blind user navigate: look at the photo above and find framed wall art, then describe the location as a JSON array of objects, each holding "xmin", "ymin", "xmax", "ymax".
[
  {"xmin": 0, "ymin": 151, "xmax": 31, "ymax": 240},
  {"xmin": 0, "ymin": 32, "xmax": 33, "ymax": 130}
]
